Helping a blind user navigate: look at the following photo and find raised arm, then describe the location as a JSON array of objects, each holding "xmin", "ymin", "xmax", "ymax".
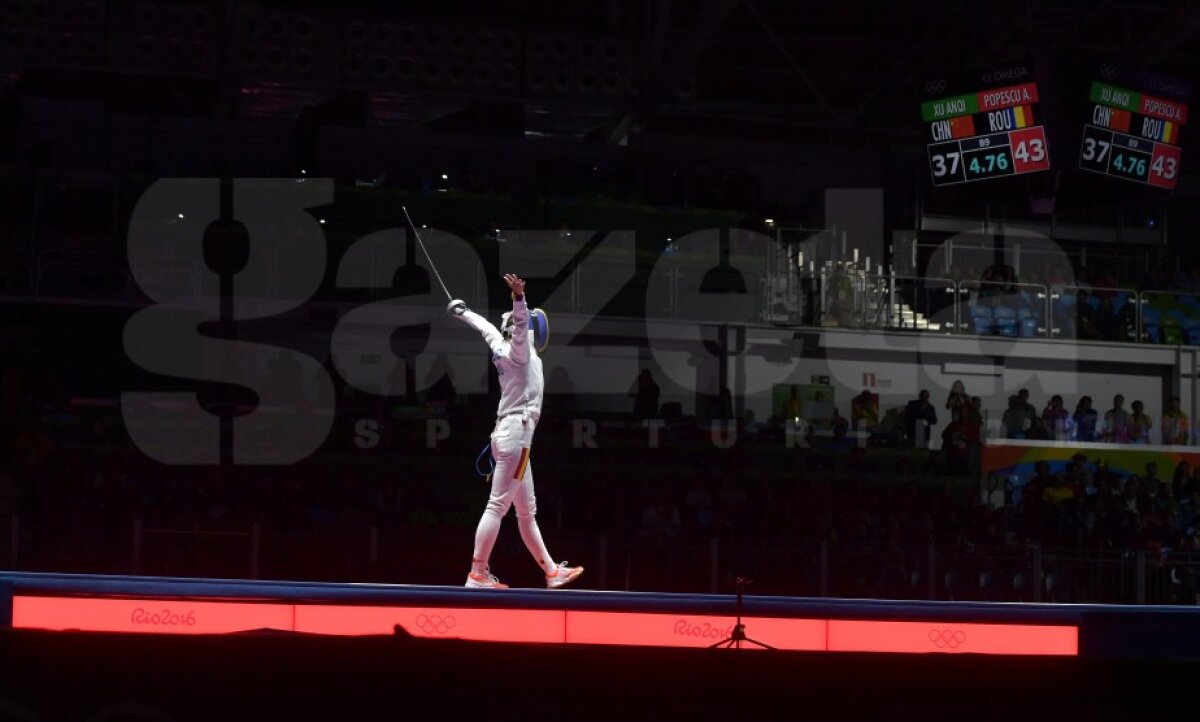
[
  {"xmin": 504, "ymin": 273, "xmax": 531, "ymax": 365},
  {"xmin": 447, "ymin": 299, "xmax": 505, "ymax": 356}
]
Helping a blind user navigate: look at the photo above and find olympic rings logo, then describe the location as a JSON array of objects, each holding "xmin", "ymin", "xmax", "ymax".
[
  {"xmin": 415, "ymin": 614, "xmax": 457, "ymax": 635},
  {"xmin": 928, "ymin": 628, "xmax": 966, "ymax": 649}
]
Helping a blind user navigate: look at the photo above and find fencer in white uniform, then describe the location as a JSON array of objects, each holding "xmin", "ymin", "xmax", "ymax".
[{"xmin": 447, "ymin": 273, "xmax": 583, "ymax": 589}]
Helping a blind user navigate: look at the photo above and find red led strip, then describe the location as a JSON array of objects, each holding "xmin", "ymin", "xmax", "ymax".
[
  {"xmin": 564, "ymin": 611, "xmax": 826, "ymax": 651},
  {"xmin": 10, "ymin": 596, "xmax": 1078, "ymax": 656},
  {"xmin": 295, "ymin": 604, "xmax": 564, "ymax": 642},
  {"xmin": 827, "ymin": 619, "xmax": 1078, "ymax": 655},
  {"xmin": 12, "ymin": 596, "xmax": 294, "ymax": 635}
]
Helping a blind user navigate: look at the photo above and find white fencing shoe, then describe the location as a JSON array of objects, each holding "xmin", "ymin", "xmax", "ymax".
[{"xmin": 546, "ymin": 562, "xmax": 584, "ymax": 589}]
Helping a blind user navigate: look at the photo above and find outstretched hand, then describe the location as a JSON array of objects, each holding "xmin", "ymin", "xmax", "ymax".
[{"xmin": 503, "ymin": 273, "xmax": 526, "ymax": 297}]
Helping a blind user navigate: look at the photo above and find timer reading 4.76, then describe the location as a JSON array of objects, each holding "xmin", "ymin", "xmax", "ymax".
[
  {"xmin": 1110, "ymin": 152, "xmax": 1148, "ymax": 179},
  {"xmin": 923, "ymin": 77, "xmax": 1051, "ymax": 187},
  {"xmin": 965, "ymin": 149, "xmax": 1012, "ymax": 178},
  {"xmin": 928, "ymin": 127, "xmax": 1046, "ymax": 185},
  {"xmin": 1080, "ymin": 79, "xmax": 1186, "ymax": 190}
]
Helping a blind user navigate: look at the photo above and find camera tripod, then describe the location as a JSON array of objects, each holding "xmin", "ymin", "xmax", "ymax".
[{"xmin": 709, "ymin": 576, "xmax": 775, "ymax": 650}]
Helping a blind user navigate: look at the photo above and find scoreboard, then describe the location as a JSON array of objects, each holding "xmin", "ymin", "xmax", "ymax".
[
  {"xmin": 1079, "ymin": 80, "xmax": 1187, "ymax": 190},
  {"xmin": 922, "ymin": 79, "xmax": 1051, "ymax": 186}
]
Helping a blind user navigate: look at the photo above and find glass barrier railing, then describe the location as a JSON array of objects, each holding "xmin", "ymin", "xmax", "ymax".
[
  {"xmin": 18, "ymin": 242, "xmax": 1200, "ymax": 353},
  {"xmin": 878, "ymin": 275, "xmax": 957, "ymax": 332},
  {"xmin": 645, "ymin": 248, "xmax": 769, "ymax": 323},
  {"xmin": 1049, "ymin": 285, "xmax": 1139, "ymax": 342},
  {"xmin": 1137, "ymin": 290, "xmax": 1200, "ymax": 345},
  {"xmin": 755, "ymin": 270, "xmax": 958, "ymax": 332},
  {"xmin": 955, "ymin": 281, "xmax": 1049, "ymax": 338}
]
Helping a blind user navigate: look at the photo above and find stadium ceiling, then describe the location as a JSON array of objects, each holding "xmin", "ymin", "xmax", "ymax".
[{"xmin": 1, "ymin": 0, "xmax": 1196, "ymax": 147}]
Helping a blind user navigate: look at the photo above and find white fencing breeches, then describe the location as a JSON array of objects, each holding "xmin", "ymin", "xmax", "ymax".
[{"xmin": 471, "ymin": 414, "xmax": 556, "ymax": 574}]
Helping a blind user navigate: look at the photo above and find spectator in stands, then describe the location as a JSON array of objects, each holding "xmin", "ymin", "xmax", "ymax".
[
  {"xmin": 1026, "ymin": 415, "xmax": 1051, "ymax": 441},
  {"xmin": 1070, "ymin": 453, "xmax": 1093, "ymax": 492},
  {"xmin": 1091, "ymin": 265, "xmax": 1119, "ymax": 294},
  {"xmin": 940, "ymin": 417, "xmax": 970, "ymax": 474},
  {"xmin": 1117, "ymin": 298, "xmax": 1138, "ymax": 342},
  {"xmin": 1017, "ymin": 389, "xmax": 1037, "ymax": 422},
  {"xmin": 945, "ymin": 380, "xmax": 967, "ymax": 422},
  {"xmin": 802, "ymin": 419, "xmax": 817, "ymax": 448},
  {"xmin": 1103, "ymin": 395, "xmax": 1131, "ymax": 443},
  {"xmin": 629, "ymin": 369, "xmax": 660, "ymax": 419},
  {"xmin": 1042, "ymin": 472, "xmax": 1076, "ymax": 506},
  {"xmin": 1122, "ymin": 474, "xmax": 1142, "ymax": 509},
  {"xmin": 829, "ymin": 407, "xmax": 849, "ymax": 435},
  {"xmin": 1130, "ymin": 400, "xmax": 1153, "ymax": 444},
  {"xmin": 1002, "ymin": 395, "xmax": 1030, "ymax": 439},
  {"xmin": 1073, "ymin": 396, "xmax": 1099, "ymax": 442},
  {"xmin": 1021, "ymin": 460, "xmax": 1052, "ymax": 521},
  {"xmin": 828, "ymin": 411, "xmax": 854, "ymax": 454},
  {"xmin": 940, "ymin": 397, "xmax": 982, "ymax": 476},
  {"xmin": 1041, "ymin": 394, "xmax": 1071, "ymax": 440},
  {"xmin": 964, "ymin": 397, "xmax": 984, "ymax": 478},
  {"xmin": 1183, "ymin": 486, "xmax": 1200, "ymax": 536},
  {"xmin": 782, "ymin": 386, "xmax": 802, "ymax": 419},
  {"xmin": 1075, "ymin": 290, "xmax": 1099, "ymax": 339},
  {"xmin": 1137, "ymin": 462, "xmax": 1156, "ymax": 486},
  {"xmin": 740, "ymin": 409, "xmax": 764, "ymax": 439},
  {"xmin": 850, "ymin": 389, "xmax": 877, "ymax": 432},
  {"xmin": 804, "ymin": 391, "xmax": 833, "ymax": 423},
  {"xmin": 1171, "ymin": 461, "xmax": 1191, "ymax": 499},
  {"xmin": 1162, "ymin": 395, "xmax": 1190, "ymax": 446},
  {"xmin": 1155, "ymin": 480, "xmax": 1183, "ymax": 537},
  {"xmin": 1095, "ymin": 297, "xmax": 1120, "ymax": 341},
  {"xmin": 903, "ymin": 390, "xmax": 937, "ymax": 448},
  {"xmin": 982, "ymin": 263, "xmax": 1017, "ymax": 294}
]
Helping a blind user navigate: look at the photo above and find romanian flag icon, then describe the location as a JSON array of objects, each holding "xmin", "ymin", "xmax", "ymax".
[
  {"xmin": 948, "ymin": 115, "xmax": 975, "ymax": 139},
  {"xmin": 1004, "ymin": 105, "xmax": 1032, "ymax": 129},
  {"xmin": 1162, "ymin": 121, "xmax": 1179, "ymax": 144}
]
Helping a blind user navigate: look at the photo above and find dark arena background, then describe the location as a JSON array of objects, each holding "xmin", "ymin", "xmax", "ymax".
[{"xmin": 1, "ymin": 0, "xmax": 1200, "ymax": 719}]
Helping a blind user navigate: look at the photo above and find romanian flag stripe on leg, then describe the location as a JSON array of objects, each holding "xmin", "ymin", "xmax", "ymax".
[{"xmin": 513, "ymin": 448, "xmax": 530, "ymax": 480}]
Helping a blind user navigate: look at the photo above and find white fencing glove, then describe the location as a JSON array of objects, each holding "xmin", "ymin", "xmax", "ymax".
[{"xmin": 447, "ymin": 299, "xmax": 470, "ymax": 317}]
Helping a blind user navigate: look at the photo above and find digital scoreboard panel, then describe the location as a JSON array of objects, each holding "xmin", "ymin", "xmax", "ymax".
[
  {"xmin": 922, "ymin": 80, "xmax": 1051, "ymax": 187},
  {"xmin": 1079, "ymin": 80, "xmax": 1187, "ymax": 190}
]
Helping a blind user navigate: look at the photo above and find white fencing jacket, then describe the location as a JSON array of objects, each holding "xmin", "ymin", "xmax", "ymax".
[{"xmin": 458, "ymin": 295, "xmax": 543, "ymax": 420}]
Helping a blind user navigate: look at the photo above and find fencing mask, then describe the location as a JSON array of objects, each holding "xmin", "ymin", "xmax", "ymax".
[{"xmin": 500, "ymin": 308, "xmax": 550, "ymax": 352}]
